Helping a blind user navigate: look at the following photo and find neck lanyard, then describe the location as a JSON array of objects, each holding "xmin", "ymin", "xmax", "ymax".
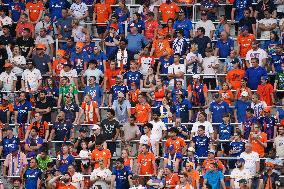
[{"xmin": 11, "ymin": 152, "xmax": 21, "ymax": 176}]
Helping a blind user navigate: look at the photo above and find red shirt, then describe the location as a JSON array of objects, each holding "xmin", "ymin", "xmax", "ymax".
[
  {"xmin": 257, "ymin": 83, "xmax": 274, "ymax": 106},
  {"xmin": 91, "ymin": 148, "xmax": 111, "ymax": 168},
  {"xmin": 105, "ymin": 69, "xmax": 122, "ymax": 91},
  {"xmin": 16, "ymin": 22, "xmax": 35, "ymax": 36}
]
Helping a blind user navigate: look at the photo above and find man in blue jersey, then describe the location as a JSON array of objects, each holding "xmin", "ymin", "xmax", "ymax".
[
  {"xmin": 203, "ymin": 162, "xmax": 226, "ymax": 189},
  {"xmin": 171, "ymin": 81, "xmax": 188, "ymax": 102},
  {"xmin": 83, "ymin": 76, "xmax": 104, "ymax": 106},
  {"xmin": 123, "ymin": 61, "xmax": 143, "ymax": 89},
  {"xmin": 234, "ymin": 91, "xmax": 251, "ymax": 123},
  {"xmin": 71, "ymin": 42, "xmax": 89, "ymax": 75},
  {"xmin": 111, "ymin": 157, "xmax": 133, "ymax": 189},
  {"xmin": 0, "ymin": 127, "xmax": 20, "ymax": 158},
  {"xmin": 246, "ymin": 58, "xmax": 268, "ymax": 90},
  {"xmin": 8, "ymin": 0, "xmax": 25, "ymax": 37},
  {"xmin": 231, "ymin": 0, "xmax": 253, "ymax": 22},
  {"xmin": 208, "ymin": 93, "xmax": 229, "ymax": 124},
  {"xmin": 46, "ymin": 0, "xmax": 70, "ymax": 21},
  {"xmin": 270, "ymin": 44, "xmax": 284, "ymax": 73},
  {"xmin": 108, "ymin": 75, "xmax": 128, "ymax": 106},
  {"xmin": 173, "ymin": 10, "xmax": 193, "ymax": 39},
  {"xmin": 57, "ymin": 10, "xmax": 73, "ymax": 40},
  {"xmin": 173, "ymin": 90, "xmax": 192, "ymax": 123},
  {"xmin": 23, "ymin": 158, "xmax": 42, "ymax": 189},
  {"xmin": 191, "ymin": 125, "xmax": 210, "ymax": 157}
]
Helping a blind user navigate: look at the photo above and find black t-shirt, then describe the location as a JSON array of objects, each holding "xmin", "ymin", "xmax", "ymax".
[
  {"xmin": 74, "ymin": 136, "xmax": 91, "ymax": 153},
  {"xmin": 256, "ymin": 0, "xmax": 276, "ymax": 19},
  {"xmin": 192, "ymin": 36, "xmax": 211, "ymax": 57},
  {"xmin": 239, "ymin": 17, "xmax": 256, "ymax": 34},
  {"xmin": 32, "ymin": 54, "xmax": 51, "ymax": 74},
  {"xmin": 100, "ymin": 119, "xmax": 120, "ymax": 140},
  {"xmin": 35, "ymin": 100, "xmax": 54, "ymax": 122},
  {"xmin": 15, "ymin": 37, "xmax": 34, "ymax": 57},
  {"xmin": 89, "ymin": 134, "xmax": 106, "ymax": 150},
  {"xmin": 0, "ymin": 35, "xmax": 14, "ymax": 46}
]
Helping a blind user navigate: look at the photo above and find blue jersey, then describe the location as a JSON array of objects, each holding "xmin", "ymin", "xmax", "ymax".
[
  {"xmin": 71, "ymin": 51, "xmax": 89, "ymax": 74},
  {"xmin": 177, "ymin": 125, "xmax": 189, "ymax": 139},
  {"xmin": 58, "ymin": 154, "xmax": 75, "ymax": 174},
  {"xmin": 209, "ymin": 101, "xmax": 229, "ymax": 123},
  {"xmin": 115, "ymin": 7, "xmax": 130, "ymax": 23},
  {"xmin": 171, "ymin": 89, "xmax": 188, "ymax": 102},
  {"xmin": 14, "ymin": 101, "xmax": 32, "ymax": 124},
  {"xmin": 123, "ymin": 71, "xmax": 143, "ymax": 89},
  {"xmin": 90, "ymin": 52, "xmax": 107, "ymax": 72},
  {"xmin": 52, "ymin": 121, "xmax": 73, "ymax": 140},
  {"xmin": 26, "ymin": 137, "xmax": 44, "ymax": 157},
  {"xmin": 246, "ymin": 66, "xmax": 268, "ymax": 90},
  {"xmin": 24, "ymin": 168, "xmax": 42, "ymax": 189},
  {"xmin": 61, "ymin": 103, "xmax": 79, "ymax": 122},
  {"xmin": 203, "ymin": 170, "xmax": 224, "ymax": 189},
  {"xmin": 190, "ymin": 83, "xmax": 207, "ymax": 106},
  {"xmin": 235, "ymin": 100, "xmax": 251, "ymax": 123},
  {"xmin": 192, "ymin": 135, "xmax": 210, "ymax": 157},
  {"xmin": 173, "ymin": 19, "xmax": 193, "ymax": 38},
  {"xmin": 1, "ymin": 136, "xmax": 20, "ymax": 158},
  {"xmin": 112, "ymin": 166, "xmax": 132, "ymax": 189},
  {"xmin": 83, "ymin": 43, "xmax": 96, "ymax": 55},
  {"xmin": 83, "ymin": 85, "xmax": 103, "ymax": 105},
  {"xmin": 258, "ymin": 116, "xmax": 276, "ymax": 140},
  {"xmin": 216, "ymin": 38, "xmax": 234, "ymax": 58},
  {"xmin": 233, "ymin": 0, "xmax": 252, "ymax": 21},
  {"xmin": 62, "ymin": 44, "xmax": 76, "ymax": 57},
  {"xmin": 110, "ymin": 85, "xmax": 128, "ymax": 102},
  {"xmin": 128, "ymin": 20, "xmax": 145, "ymax": 33},
  {"xmin": 229, "ymin": 141, "xmax": 245, "ymax": 157},
  {"xmin": 269, "ymin": 53, "xmax": 284, "ymax": 73},
  {"xmin": 218, "ymin": 123, "xmax": 233, "ymax": 140},
  {"xmin": 8, "ymin": 2, "xmax": 25, "ymax": 22},
  {"xmin": 105, "ymin": 35, "xmax": 120, "ymax": 59},
  {"xmin": 174, "ymin": 99, "xmax": 192, "ymax": 123},
  {"xmin": 183, "ymin": 155, "xmax": 200, "ymax": 169},
  {"xmin": 277, "ymin": 107, "xmax": 284, "ymax": 120},
  {"xmin": 48, "ymin": 0, "xmax": 69, "ymax": 21},
  {"xmin": 243, "ymin": 116, "xmax": 257, "ymax": 139},
  {"xmin": 173, "ymin": 37, "xmax": 189, "ymax": 56},
  {"xmin": 159, "ymin": 56, "xmax": 173, "ymax": 74}
]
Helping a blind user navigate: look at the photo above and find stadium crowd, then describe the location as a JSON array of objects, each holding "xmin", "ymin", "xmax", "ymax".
[{"xmin": 0, "ymin": 0, "xmax": 284, "ymax": 188}]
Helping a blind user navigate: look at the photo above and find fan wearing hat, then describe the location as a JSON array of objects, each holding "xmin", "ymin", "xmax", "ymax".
[
  {"xmin": 0, "ymin": 95, "xmax": 13, "ymax": 126},
  {"xmin": 150, "ymin": 29, "xmax": 171, "ymax": 58},
  {"xmin": 188, "ymin": 74, "xmax": 209, "ymax": 107},
  {"xmin": 256, "ymin": 76, "xmax": 275, "ymax": 106},
  {"xmin": 274, "ymin": 120, "xmax": 284, "ymax": 158},
  {"xmin": 0, "ymin": 62, "xmax": 16, "ymax": 92},
  {"xmin": 53, "ymin": 49, "xmax": 67, "ymax": 75},
  {"xmin": 259, "ymin": 161, "xmax": 281, "ymax": 189},
  {"xmin": 33, "ymin": 43, "xmax": 52, "ymax": 75},
  {"xmin": 35, "ymin": 27, "xmax": 54, "ymax": 56},
  {"xmin": 21, "ymin": 60, "xmax": 42, "ymax": 93},
  {"xmin": 236, "ymin": 25, "xmax": 255, "ymax": 58},
  {"xmin": 234, "ymin": 91, "xmax": 251, "ymax": 123},
  {"xmin": 70, "ymin": 42, "xmax": 89, "ymax": 75},
  {"xmin": 230, "ymin": 158, "xmax": 252, "ymax": 189},
  {"xmin": 258, "ymin": 107, "xmax": 276, "ymax": 141},
  {"xmin": 208, "ymin": 93, "xmax": 229, "ymax": 123},
  {"xmin": 184, "ymin": 160, "xmax": 200, "ymax": 189}
]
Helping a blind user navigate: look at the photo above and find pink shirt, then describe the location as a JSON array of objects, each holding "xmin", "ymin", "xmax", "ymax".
[{"xmin": 4, "ymin": 152, "xmax": 28, "ymax": 176}]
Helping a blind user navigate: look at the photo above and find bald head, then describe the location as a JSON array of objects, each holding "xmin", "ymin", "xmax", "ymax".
[{"xmin": 220, "ymin": 31, "xmax": 228, "ymax": 40}]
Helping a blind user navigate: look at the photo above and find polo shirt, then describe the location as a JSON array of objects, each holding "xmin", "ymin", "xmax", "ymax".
[
  {"xmin": 173, "ymin": 19, "xmax": 193, "ymax": 38},
  {"xmin": 209, "ymin": 101, "xmax": 229, "ymax": 123},
  {"xmin": 126, "ymin": 33, "xmax": 148, "ymax": 53},
  {"xmin": 216, "ymin": 38, "xmax": 234, "ymax": 58},
  {"xmin": 245, "ymin": 66, "xmax": 268, "ymax": 90}
]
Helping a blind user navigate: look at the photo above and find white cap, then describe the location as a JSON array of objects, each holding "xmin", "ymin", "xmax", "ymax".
[
  {"xmin": 192, "ymin": 74, "xmax": 200, "ymax": 79},
  {"xmin": 91, "ymin": 124, "xmax": 100, "ymax": 130},
  {"xmin": 188, "ymin": 147, "xmax": 195, "ymax": 152},
  {"xmin": 241, "ymin": 91, "xmax": 248, "ymax": 97}
]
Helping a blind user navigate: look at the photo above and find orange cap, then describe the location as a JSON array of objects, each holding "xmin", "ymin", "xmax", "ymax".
[
  {"xmin": 3, "ymin": 62, "xmax": 13, "ymax": 68},
  {"xmin": 263, "ymin": 107, "xmax": 270, "ymax": 113},
  {"xmin": 57, "ymin": 49, "xmax": 66, "ymax": 57},
  {"xmin": 36, "ymin": 43, "xmax": 46, "ymax": 49},
  {"xmin": 76, "ymin": 42, "xmax": 85, "ymax": 49},
  {"xmin": 280, "ymin": 119, "xmax": 284, "ymax": 126},
  {"xmin": 110, "ymin": 24, "xmax": 118, "ymax": 30},
  {"xmin": 265, "ymin": 162, "xmax": 275, "ymax": 168}
]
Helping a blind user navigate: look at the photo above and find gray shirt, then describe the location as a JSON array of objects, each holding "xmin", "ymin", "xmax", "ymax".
[
  {"xmin": 112, "ymin": 99, "xmax": 131, "ymax": 124},
  {"xmin": 32, "ymin": 54, "xmax": 51, "ymax": 74}
]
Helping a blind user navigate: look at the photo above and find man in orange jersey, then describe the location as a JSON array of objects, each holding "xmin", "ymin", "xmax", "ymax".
[
  {"xmin": 256, "ymin": 76, "xmax": 275, "ymax": 106},
  {"xmin": 134, "ymin": 94, "xmax": 151, "ymax": 124},
  {"xmin": 0, "ymin": 96, "xmax": 13, "ymax": 125},
  {"xmin": 25, "ymin": 113, "xmax": 49, "ymax": 142},
  {"xmin": 237, "ymin": 26, "xmax": 255, "ymax": 59},
  {"xmin": 136, "ymin": 144, "xmax": 156, "ymax": 176},
  {"xmin": 150, "ymin": 30, "xmax": 171, "ymax": 58},
  {"xmin": 165, "ymin": 127, "xmax": 186, "ymax": 172},
  {"xmin": 226, "ymin": 60, "xmax": 246, "ymax": 90},
  {"xmin": 53, "ymin": 49, "xmax": 67, "ymax": 76},
  {"xmin": 202, "ymin": 149, "xmax": 225, "ymax": 174},
  {"xmin": 144, "ymin": 12, "xmax": 159, "ymax": 40},
  {"xmin": 26, "ymin": 0, "xmax": 44, "ymax": 24},
  {"xmin": 49, "ymin": 173, "xmax": 77, "ymax": 189},
  {"xmin": 159, "ymin": 0, "xmax": 180, "ymax": 23},
  {"xmin": 104, "ymin": 60, "xmax": 123, "ymax": 92},
  {"xmin": 185, "ymin": 162, "xmax": 200, "ymax": 189},
  {"xmin": 91, "ymin": 139, "xmax": 111, "ymax": 169},
  {"xmin": 164, "ymin": 165, "xmax": 179, "ymax": 189},
  {"xmin": 15, "ymin": 14, "xmax": 35, "ymax": 38},
  {"xmin": 93, "ymin": 0, "xmax": 112, "ymax": 39},
  {"xmin": 249, "ymin": 123, "xmax": 267, "ymax": 158},
  {"xmin": 79, "ymin": 94, "xmax": 100, "ymax": 124}
]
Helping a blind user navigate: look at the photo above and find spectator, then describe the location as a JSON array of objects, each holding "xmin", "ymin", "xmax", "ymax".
[
  {"xmin": 112, "ymin": 92, "xmax": 131, "ymax": 125},
  {"xmin": 10, "ymin": 45, "xmax": 27, "ymax": 86},
  {"xmin": 71, "ymin": 42, "xmax": 89, "ymax": 75},
  {"xmin": 172, "ymin": 30, "xmax": 189, "ymax": 56},
  {"xmin": 83, "ymin": 75, "xmax": 104, "ymax": 106},
  {"xmin": 128, "ymin": 12, "xmax": 145, "ymax": 34},
  {"xmin": 126, "ymin": 26, "xmax": 148, "ymax": 58},
  {"xmin": 67, "ymin": 164, "xmax": 84, "ymax": 188},
  {"xmin": 15, "ymin": 14, "xmax": 35, "ymax": 38},
  {"xmin": 103, "ymin": 60, "xmax": 123, "ymax": 93},
  {"xmin": 48, "ymin": 172, "xmax": 76, "ymax": 189},
  {"xmin": 167, "ymin": 53, "xmax": 185, "ymax": 88},
  {"xmin": 60, "ymin": 92, "xmax": 80, "ymax": 124},
  {"xmin": 116, "ymin": 38, "xmax": 130, "ymax": 70},
  {"xmin": 59, "ymin": 63, "xmax": 78, "ymax": 87},
  {"xmin": 175, "ymin": 173, "xmax": 194, "ymax": 189},
  {"xmin": 0, "ymin": 127, "xmax": 20, "ymax": 158},
  {"xmin": 21, "ymin": 60, "xmax": 42, "ymax": 93},
  {"xmin": 35, "ymin": 28, "xmax": 55, "ymax": 57},
  {"xmin": 56, "ymin": 9, "xmax": 73, "ymax": 40},
  {"xmin": 56, "ymin": 144, "xmax": 75, "ymax": 174},
  {"xmin": 265, "ymin": 148, "xmax": 283, "ymax": 175},
  {"xmin": 159, "ymin": 0, "xmax": 180, "ymax": 23},
  {"xmin": 79, "ymin": 94, "xmax": 100, "ymax": 124},
  {"xmin": 202, "ymin": 48, "xmax": 219, "ymax": 89},
  {"xmin": 224, "ymin": 50, "xmax": 243, "ymax": 72},
  {"xmin": 24, "ymin": 160, "xmax": 43, "ymax": 189},
  {"xmin": 74, "ymin": 127, "xmax": 91, "ymax": 154},
  {"xmin": 231, "ymin": 0, "xmax": 253, "ymax": 23},
  {"xmin": 237, "ymin": 26, "xmax": 255, "ymax": 59},
  {"xmin": 173, "ymin": 10, "xmax": 193, "ymax": 39},
  {"xmin": 245, "ymin": 41, "xmax": 268, "ymax": 68},
  {"xmin": 219, "ymin": 82, "xmax": 234, "ymax": 106},
  {"xmin": 195, "ymin": 12, "xmax": 215, "ymax": 39},
  {"xmin": 226, "ymin": 60, "xmax": 245, "ymax": 89},
  {"xmin": 217, "ymin": 112, "xmax": 233, "ymax": 141},
  {"xmin": 24, "ymin": 126, "xmax": 44, "ymax": 158},
  {"xmin": 238, "ymin": 8, "xmax": 256, "ymax": 36},
  {"xmin": 15, "ymin": 28, "xmax": 34, "ymax": 58},
  {"xmin": 254, "ymin": 0, "xmax": 277, "ymax": 19},
  {"xmin": 72, "ymin": 19, "xmax": 89, "ymax": 42},
  {"xmin": 214, "ymin": 31, "xmax": 234, "ymax": 59},
  {"xmin": 0, "ymin": 96, "xmax": 13, "ymax": 125},
  {"xmin": 108, "ymin": 75, "xmax": 128, "ymax": 106},
  {"xmin": 136, "ymin": 144, "xmax": 156, "ymax": 176},
  {"xmin": 53, "ymin": 50, "xmax": 67, "ymax": 76},
  {"xmin": 88, "ymin": 124, "xmax": 107, "ymax": 150},
  {"xmin": 150, "ymin": 31, "xmax": 171, "ymax": 58},
  {"xmin": 257, "ymin": 76, "xmax": 275, "ymax": 106},
  {"xmin": 276, "ymin": 98, "xmax": 284, "ymax": 121},
  {"xmin": 70, "ymin": 0, "xmax": 88, "ymax": 21},
  {"xmin": 139, "ymin": 123, "xmax": 157, "ymax": 155},
  {"xmin": 274, "ymin": 122, "xmax": 284, "ymax": 158},
  {"xmin": 245, "ymin": 58, "xmax": 268, "ymax": 90},
  {"xmin": 203, "ymin": 162, "xmax": 226, "ymax": 189},
  {"xmin": 90, "ymin": 157, "xmax": 112, "ymax": 189},
  {"xmin": 46, "ymin": 0, "xmax": 70, "ymax": 21},
  {"xmin": 32, "ymin": 43, "xmax": 52, "ymax": 75},
  {"xmin": 35, "ymin": 90, "xmax": 54, "ymax": 123},
  {"xmin": 114, "ymin": 0, "xmax": 130, "ymax": 26},
  {"xmin": 184, "ymin": 161, "xmax": 200, "ymax": 189},
  {"xmin": 235, "ymin": 78, "xmax": 253, "ymax": 100},
  {"xmin": 105, "ymin": 24, "xmax": 120, "ymax": 60},
  {"xmin": 26, "ymin": 0, "xmax": 44, "ymax": 24},
  {"xmin": 258, "ymin": 10, "xmax": 277, "ymax": 41},
  {"xmin": 240, "ymin": 143, "xmax": 260, "ymax": 179},
  {"xmin": 134, "ymin": 94, "xmax": 151, "ymax": 124},
  {"xmin": 25, "ymin": 112, "xmax": 49, "ymax": 142},
  {"xmin": 90, "ymin": 46, "xmax": 108, "ymax": 72},
  {"xmin": 144, "ymin": 12, "xmax": 158, "ymax": 40},
  {"xmin": 249, "ymin": 123, "xmax": 267, "ymax": 158},
  {"xmin": 230, "ymin": 158, "xmax": 252, "ymax": 189},
  {"xmin": 251, "ymin": 93, "xmax": 267, "ymax": 118},
  {"xmin": 214, "ymin": 15, "xmax": 230, "ymax": 38},
  {"xmin": 229, "ymin": 131, "xmax": 246, "ymax": 168},
  {"xmin": 242, "ymin": 108, "xmax": 257, "ymax": 140},
  {"xmin": 173, "ymin": 90, "xmax": 192, "ymax": 123},
  {"xmin": 146, "ymin": 169, "xmax": 165, "ymax": 188},
  {"xmin": 191, "ymin": 111, "xmax": 213, "ymax": 139},
  {"xmin": 259, "ymin": 162, "xmax": 280, "ymax": 188},
  {"xmin": 110, "ymin": 157, "xmax": 133, "ymax": 189},
  {"xmin": 234, "ymin": 91, "xmax": 251, "ymax": 123},
  {"xmin": 0, "ymin": 25, "xmax": 13, "ymax": 46},
  {"xmin": 0, "ymin": 62, "xmax": 17, "ymax": 92},
  {"xmin": 121, "ymin": 115, "xmax": 141, "ymax": 152},
  {"xmin": 208, "ymin": 93, "xmax": 229, "ymax": 123},
  {"xmin": 185, "ymin": 43, "xmax": 203, "ymax": 74},
  {"xmin": 36, "ymin": 148, "xmax": 53, "ymax": 171},
  {"xmin": 270, "ymin": 44, "xmax": 284, "ymax": 74},
  {"xmin": 188, "ymin": 74, "xmax": 209, "ymax": 107},
  {"xmin": 138, "ymin": 49, "xmax": 155, "ymax": 77},
  {"xmin": 57, "ymin": 76, "xmax": 79, "ymax": 107},
  {"xmin": 164, "ymin": 166, "xmax": 179, "ymax": 189},
  {"xmin": 35, "ymin": 14, "xmax": 57, "ymax": 37},
  {"xmin": 202, "ymin": 149, "xmax": 225, "ymax": 174},
  {"xmin": 124, "ymin": 60, "xmax": 143, "ymax": 89},
  {"xmin": 149, "ymin": 111, "xmax": 167, "ymax": 147},
  {"xmin": 8, "ymin": 0, "xmax": 25, "ymax": 31},
  {"xmin": 171, "ymin": 81, "xmax": 188, "ymax": 102}
]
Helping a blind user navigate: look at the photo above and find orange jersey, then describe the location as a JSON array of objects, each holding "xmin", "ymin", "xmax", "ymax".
[
  {"xmin": 0, "ymin": 103, "xmax": 13, "ymax": 112},
  {"xmin": 165, "ymin": 173, "xmax": 179, "ymax": 189},
  {"xmin": 105, "ymin": 69, "xmax": 122, "ymax": 91},
  {"xmin": 58, "ymin": 184, "xmax": 77, "ymax": 189},
  {"xmin": 250, "ymin": 132, "xmax": 267, "ymax": 157},
  {"xmin": 161, "ymin": 26, "xmax": 174, "ymax": 37},
  {"xmin": 137, "ymin": 152, "xmax": 156, "ymax": 175},
  {"xmin": 219, "ymin": 89, "xmax": 234, "ymax": 105},
  {"xmin": 226, "ymin": 69, "xmax": 246, "ymax": 90},
  {"xmin": 159, "ymin": 2, "xmax": 180, "ymax": 22},
  {"xmin": 152, "ymin": 39, "xmax": 171, "ymax": 58},
  {"xmin": 202, "ymin": 159, "xmax": 225, "ymax": 172},
  {"xmin": 145, "ymin": 20, "xmax": 159, "ymax": 39},
  {"xmin": 165, "ymin": 137, "xmax": 186, "ymax": 153},
  {"xmin": 94, "ymin": 3, "xmax": 112, "ymax": 23},
  {"xmin": 257, "ymin": 83, "xmax": 274, "ymax": 106},
  {"xmin": 176, "ymin": 0, "xmax": 194, "ymax": 3},
  {"xmin": 52, "ymin": 59, "xmax": 67, "ymax": 75},
  {"xmin": 129, "ymin": 89, "xmax": 141, "ymax": 103},
  {"xmin": 237, "ymin": 34, "xmax": 255, "ymax": 58},
  {"xmin": 124, "ymin": 158, "xmax": 132, "ymax": 167},
  {"xmin": 105, "ymin": 0, "xmax": 116, "ymax": 5},
  {"xmin": 135, "ymin": 103, "xmax": 151, "ymax": 123},
  {"xmin": 16, "ymin": 22, "xmax": 35, "ymax": 36},
  {"xmin": 186, "ymin": 170, "xmax": 200, "ymax": 189},
  {"xmin": 81, "ymin": 101, "xmax": 98, "ymax": 124},
  {"xmin": 26, "ymin": 2, "xmax": 44, "ymax": 22},
  {"xmin": 28, "ymin": 121, "xmax": 49, "ymax": 139},
  {"xmin": 91, "ymin": 148, "xmax": 111, "ymax": 169},
  {"xmin": 154, "ymin": 87, "xmax": 166, "ymax": 101}
]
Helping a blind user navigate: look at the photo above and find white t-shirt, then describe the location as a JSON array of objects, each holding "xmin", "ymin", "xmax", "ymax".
[
  {"xmin": 71, "ymin": 172, "xmax": 84, "ymax": 189},
  {"xmin": 0, "ymin": 16, "xmax": 12, "ymax": 35},
  {"xmin": 195, "ymin": 20, "xmax": 215, "ymax": 37},
  {"xmin": 79, "ymin": 149, "xmax": 91, "ymax": 165},
  {"xmin": 72, "ymin": 26, "xmax": 86, "ymax": 42},
  {"xmin": 90, "ymin": 168, "xmax": 112, "ymax": 189},
  {"xmin": 251, "ymin": 101, "xmax": 267, "ymax": 118},
  {"xmin": 139, "ymin": 134, "xmax": 157, "ymax": 156},
  {"xmin": 175, "ymin": 184, "xmax": 194, "ymax": 189},
  {"xmin": 60, "ymin": 69, "xmax": 78, "ymax": 85},
  {"xmin": 70, "ymin": 2, "xmax": 88, "ymax": 19},
  {"xmin": 0, "ymin": 71, "xmax": 17, "ymax": 91},
  {"xmin": 186, "ymin": 52, "xmax": 202, "ymax": 74},
  {"xmin": 258, "ymin": 18, "xmax": 277, "ymax": 39},
  {"xmin": 202, "ymin": 56, "xmax": 219, "ymax": 78},
  {"xmin": 245, "ymin": 48, "xmax": 268, "ymax": 67},
  {"xmin": 21, "ymin": 68, "xmax": 42, "ymax": 92},
  {"xmin": 191, "ymin": 121, "xmax": 214, "ymax": 137},
  {"xmin": 83, "ymin": 68, "xmax": 103, "ymax": 85},
  {"xmin": 11, "ymin": 55, "xmax": 26, "ymax": 76},
  {"xmin": 274, "ymin": 135, "xmax": 284, "ymax": 158},
  {"xmin": 139, "ymin": 56, "xmax": 154, "ymax": 76},
  {"xmin": 240, "ymin": 151, "xmax": 260, "ymax": 176},
  {"xmin": 149, "ymin": 120, "xmax": 167, "ymax": 141},
  {"xmin": 230, "ymin": 168, "xmax": 252, "ymax": 189},
  {"xmin": 168, "ymin": 63, "xmax": 185, "ymax": 86},
  {"xmin": 35, "ymin": 35, "xmax": 54, "ymax": 55}
]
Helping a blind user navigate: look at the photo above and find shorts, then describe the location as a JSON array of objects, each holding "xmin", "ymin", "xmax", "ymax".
[{"xmin": 97, "ymin": 26, "xmax": 107, "ymax": 35}]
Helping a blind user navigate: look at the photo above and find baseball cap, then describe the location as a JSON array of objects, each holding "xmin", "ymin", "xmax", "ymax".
[
  {"xmin": 62, "ymin": 62, "xmax": 73, "ymax": 68},
  {"xmin": 241, "ymin": 91, "xmax": 248, "ymax": 97},
  {"xmin": 231, "ymin": 58, "xmax": 239, "ymax": 64},
  {"xmin": 110, "ymin": 24, "xmax": 118, "ymax": 30},
  {"xmin": 265, "ymin": 161, "xmax": 275, "ymax": 167},
  {"xmin": 208, "ymin": 149, "xmax": 215, "ymax": 154},
  {"xmin": 188, "ymin": 147, "xmax": 195, "ymax": 152},
  {"xmin": 178, "ymin": 9, "xmax": 185, "ymax": 15},
  {"xmin": 263, "ymin": 107, "xmax": 270, "ymax": 113},
  {"xmin": 238, "ymin": 179, "xmax": 247, "ymax": 184},
  {"xmin": 237, "ymin": 158, "xmax": 245, "ymax": 163},
  {"xmin": 165, "ymin": 165, "xmax": 173, "ymax": 170},
  {"xmin": 192, "ymin": 74, "xmax": 200, "ymax": 79},
  {"xmin": 91, "ymin": 124, "xmax": 100, "ymax": 130},
  {"xmin": 36, "ymin": 43, "xmax": 46, "ymax": 49},
  {"xmin": 79, "ymin": 127, "xmax": 88, "ymax": 133},
  {"xmin": 116, "ymin": 75, "xmax": 123, "ymax": 79},
  {"xmin": 3, "ymin": 62, "xmax": 13, "ymax": 68},
  {"xmin": 76, "ymin": 42, "xmax": 85, "ymax": 49},
  {"xmin": 241, "ymin": 26, "xmax": 249, "ymax": 32},
  {"xmin": 168, "ymin": 144, "xmax": 175, "ymax": 151},
  {"xmin": 57, "ymin": 49, "xmax": 66, "ymax": 57},
  {"xmin": 4, "ymin": 126, "xmax": 13, "ymax": 131},
  {"xmin": 175, "ymin": 90, "xmax": 183, "ymax": 95},
  {"xmin": 168, "ymin": 127, "xmax": 179, "ymax": 134},
  {"xmin": 261, "ymin": 76, "xmax": 269, "ymax": 80}
]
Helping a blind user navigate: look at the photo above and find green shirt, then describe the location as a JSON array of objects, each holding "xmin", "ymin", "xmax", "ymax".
[
  {"xmin": 276, "ymin": 72, "xmax": 284, "ymax": 90},
  {"xmin": 59, "ymin": 84, "xmax": 78, "ymax": 103},
  {"xmin": 36, "ymin": 155, "xmax": 53, "ymax": 171}
]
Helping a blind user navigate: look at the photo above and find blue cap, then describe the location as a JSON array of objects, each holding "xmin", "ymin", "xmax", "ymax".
[
  {"xmin": 241, "ymin": 26, "xmax": 249, "ymax": 32},
  {"xmin": 261, "ymin": 76, "xmax": 269, "ymax": 80},
  {"xmin": 238, "ymin": 158, "xmax": 245, "ymax": 163}
]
